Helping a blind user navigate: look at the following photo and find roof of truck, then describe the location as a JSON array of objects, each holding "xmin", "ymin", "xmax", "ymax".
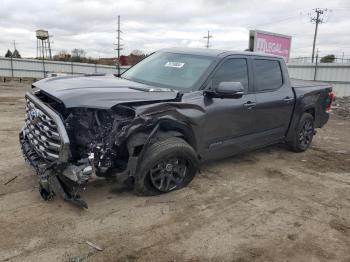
[{"xmin": 158, "ymin": 47, "xmax": 283, "ymax": 59}]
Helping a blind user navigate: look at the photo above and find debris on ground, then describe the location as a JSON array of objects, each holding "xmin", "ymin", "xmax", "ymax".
[
  {"xmin": 86, "ymin": 240, "xmax": 103, "ymax": 251},
  {"xmin": 332, "ymin": 97, "xmax": 350, "ymax": 118},
  {"xmin": 3, "ymin": 175, "xmax": 18, "ymax": 185}
]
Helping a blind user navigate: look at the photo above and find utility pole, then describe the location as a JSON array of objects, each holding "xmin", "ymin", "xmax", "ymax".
[
  {"xmin": 114, "ymin": 15, "xmax": 123, "ymax": 76},
  {"xmin": 203, "ymin": 31, "xmax": 213, "ymax": 48},
  {"xmin": 314, "ymin": 49, "xmax": 319, "ymax": 80},
  {"xmin": 13, "ymin": 40, "xmax": 17, "ymax": 51},
  {"xmin": 47, "ymin": 35, "xmax": 53, "ymax": 60},
  {"xmin": 309, "ymin": 8, "xmax": 327, "ymax": 63}
]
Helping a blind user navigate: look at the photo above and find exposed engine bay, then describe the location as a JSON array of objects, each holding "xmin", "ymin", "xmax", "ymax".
[{"xmin": 66, "ymin": 107, "xmax": 135, "ymax": 176}]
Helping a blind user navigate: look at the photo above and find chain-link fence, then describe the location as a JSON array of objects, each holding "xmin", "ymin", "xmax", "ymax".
[
  {"xmin": 289, "ymin": 56, "xmax": 350, "ymax": 64},
  {"xmin": 0, "ymin": 57, "xmax": 129, "ymax": 79}
]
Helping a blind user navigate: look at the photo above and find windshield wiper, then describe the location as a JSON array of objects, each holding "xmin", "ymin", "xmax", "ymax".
[{"xmin": 113, "ymin": 73, "xmax": 123, "ymax": 78}]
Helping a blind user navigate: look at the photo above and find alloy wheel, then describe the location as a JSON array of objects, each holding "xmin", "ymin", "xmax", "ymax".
[
  {"xmin": 149, "ymin": 157, "xmax": 188, "ymax": 192},
  {"xmin": 298, "ymin": 119, "xmax": 313, "ymax": 147}
]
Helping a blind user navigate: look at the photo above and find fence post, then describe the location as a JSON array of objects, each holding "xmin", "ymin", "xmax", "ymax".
[
  {"xmin": 95, "ymin": 63, "xmax": 97, "ymax": 73},
  {"xmin": 71, "ymin": 61, "xmax": 74, "ymax": 75},
  {"xmin": 10, "ymin": 56, "xmax": 14, "ymax": 79},
  {"xmin": 42, "ymin": 58, "xmax": 46, "ymax": 78}
]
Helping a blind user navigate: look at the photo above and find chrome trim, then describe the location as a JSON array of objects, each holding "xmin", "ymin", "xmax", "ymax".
[{"xmin": 24, "ymin": 92, "xmax": 71, "ymax": 162}]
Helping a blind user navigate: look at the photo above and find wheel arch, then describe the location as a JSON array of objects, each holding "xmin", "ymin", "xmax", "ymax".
[
  {"xmin": 126, "ymin": 118, "xmax": 198, "ymax": 159},
  {"xmin": 157, "ymin": 119, "xmax": 197, "ymax": 151},
  {"xmin": 123, "ymin": 119, "xmax": 199, "ymax": 189},
  {"xmin": 285, "ymin": 105, "xmax": 316, "ymax": 143},
  {"xmin": 304, "ymin": 106, "xmax": 315, "ymax": 119}
]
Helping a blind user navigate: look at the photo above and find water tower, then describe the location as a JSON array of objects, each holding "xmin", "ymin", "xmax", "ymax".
[{"xmin": 36, "ymin": 29, "xmax": 52, "ymax": 60}]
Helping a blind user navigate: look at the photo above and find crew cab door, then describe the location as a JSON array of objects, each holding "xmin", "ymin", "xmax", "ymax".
[
  {"xmin": 252, "ymin": 58, "xmax": 294, "ymax": 144},
  {"xmin": 201, "ymin": 57, "xmax": 256, "ymax": 160}
]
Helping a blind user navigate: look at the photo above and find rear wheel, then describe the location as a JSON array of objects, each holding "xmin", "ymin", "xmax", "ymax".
[
  {"xmin": 288, "ymin": 113, "xmax": 315, "ymax": 152},
  {"xmin": 134, "ymin": 137, "xmax": 198, "ymax": 196}
]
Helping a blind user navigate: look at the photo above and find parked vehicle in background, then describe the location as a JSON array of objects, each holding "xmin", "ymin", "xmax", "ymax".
[{"xmin": 19, "ymin": 48, "xmax": 334, "ymax": 208}]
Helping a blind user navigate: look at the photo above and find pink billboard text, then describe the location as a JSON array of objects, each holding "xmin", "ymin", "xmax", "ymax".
[{"xmin": 255, "ymin": 32, "xmax": 291, "ymax": 62}]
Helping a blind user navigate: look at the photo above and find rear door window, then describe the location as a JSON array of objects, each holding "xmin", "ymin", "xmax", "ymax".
[{"xmin": 254, "ymin": 59, "xmax": 283, "ymax": 92}]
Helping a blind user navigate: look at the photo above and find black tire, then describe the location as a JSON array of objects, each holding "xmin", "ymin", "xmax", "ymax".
[
  {"xmin": 288, "ymin": 113, "xmax": 315, "ymax": 152},
  {"xmin": 134, "ymin": 137, "xmax": 198, "ymax": 196}
]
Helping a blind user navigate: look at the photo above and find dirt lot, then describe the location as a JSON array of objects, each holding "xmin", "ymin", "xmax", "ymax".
[{"xmin": 0, "ymin": 81, "xmax": 349, "ymax": 262}]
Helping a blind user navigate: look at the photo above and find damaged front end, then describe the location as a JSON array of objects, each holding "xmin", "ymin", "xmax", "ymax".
[{"xmin": 20, "ymin": 91, "xmax": 145, "ymax": 208}]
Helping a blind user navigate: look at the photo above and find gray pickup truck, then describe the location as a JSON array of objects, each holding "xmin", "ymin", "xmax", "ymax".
[{"xmin": 20, "ymin": 48, "xmax": 334, "ymax": 208}]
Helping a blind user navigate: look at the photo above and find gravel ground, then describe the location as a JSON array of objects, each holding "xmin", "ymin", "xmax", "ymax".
[
  {"xmin": 333, "ymin": 97, "xmax": 350, "ymax": 119},
  {"xmin": 0, "ymin": 81, "xmax": 349, "ymax": 262}
]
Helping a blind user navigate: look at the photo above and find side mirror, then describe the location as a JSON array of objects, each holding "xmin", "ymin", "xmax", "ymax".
[{"xmin": 205, "ymin": 82, "xmax": 244, "ymax": 98}]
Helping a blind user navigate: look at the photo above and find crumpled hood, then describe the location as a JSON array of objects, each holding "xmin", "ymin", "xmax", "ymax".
[{"xmin": 33, "ymin": 74, "xmax": 179, "ymax": 109}]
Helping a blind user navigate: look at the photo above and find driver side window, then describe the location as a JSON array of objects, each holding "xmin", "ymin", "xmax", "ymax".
[{"xmin": 212, "ymin": 58, "xmax": 249, "ymax": 92}]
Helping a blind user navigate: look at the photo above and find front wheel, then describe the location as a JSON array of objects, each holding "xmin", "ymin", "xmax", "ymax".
[
  {"xmin": 134, "ymin": 137, "xmax": 198, "ymax": 196},
  {"xmin": 288, "ymin": 112, "xmax": 315, "ymax": 152}
]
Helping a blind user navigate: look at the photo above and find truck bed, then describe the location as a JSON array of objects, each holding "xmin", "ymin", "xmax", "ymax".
[
  {"xmin": 291, "ymin": 78, "xmax": 331, "ymax": 89},
  {"xmin": 289, "ymin": 78, "xmax": 332, "ymax": 132}
]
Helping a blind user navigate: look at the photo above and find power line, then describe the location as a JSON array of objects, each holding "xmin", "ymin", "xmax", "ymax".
[
  {"xmin": 203, "ymin": 30, "xmax": 213, "ymax": 48},
  {"xmin": 309, "ymin": 8, "xmax": 328, "ymax": 63},
  {"xmin": 256, "ymin": 14, "xmax": 301, "ymax": 27}
]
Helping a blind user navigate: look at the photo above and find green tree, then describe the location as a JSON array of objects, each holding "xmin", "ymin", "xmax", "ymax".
[
  {"xmin": 12, "ymin": 49, "xmax": 21, "ymax": 58},
  {"xmin": 320, "ymin": 54, "xmax": 335, "ymax": 63},
  {"xmin": 5, "ymin": 50, "xmax": 12, "ymax": 57}
]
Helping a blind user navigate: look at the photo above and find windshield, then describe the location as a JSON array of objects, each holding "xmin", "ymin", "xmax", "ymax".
[{"xmin": 122, "ymin": 52, "xmax": 214, "ymax": 91}]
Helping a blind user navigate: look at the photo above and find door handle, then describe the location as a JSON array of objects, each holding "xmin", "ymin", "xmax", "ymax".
[
  {"xmin": 243, "ymin": 101, "xmax": 256, "ymax": 110},
  {"xmin": 283, "ymin": 97, "xmax": 294, "ymax": 103}
]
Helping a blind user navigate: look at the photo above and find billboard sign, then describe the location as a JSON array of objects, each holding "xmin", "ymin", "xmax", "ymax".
[{"xmin": 249, "ymin": 30, "xmax": 292, "ymax": 62}]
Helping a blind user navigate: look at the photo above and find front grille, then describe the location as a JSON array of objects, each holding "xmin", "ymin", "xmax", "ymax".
[{"xmin": 22, "ymin": 92, "xmax": 70, "ymax": 163}]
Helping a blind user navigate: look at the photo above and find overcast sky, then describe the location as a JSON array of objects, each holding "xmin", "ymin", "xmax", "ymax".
[{"xmin": 1, "ymin": 0, "xmax": 349, "ymax": 59}]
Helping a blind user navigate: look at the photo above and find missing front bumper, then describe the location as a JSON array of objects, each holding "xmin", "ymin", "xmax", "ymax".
[
  {"xmin": 39, "ymin": 173, "xmax": 89, "ymax": 208},
  {"xmin": 20, "ymin": 130, "xmax": 92, "ymax": 208}
]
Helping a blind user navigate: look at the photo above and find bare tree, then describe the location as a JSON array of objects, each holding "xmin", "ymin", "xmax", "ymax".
[
  {"xmin": 131, "ymin": 49, "xmax": 144, "ymax": 56},
  {"xmin": 53, "ymin": 50, "xmax": 71, "ymax": 61},
  {"xmin": 128, "ymin": 50, "xmax": 146, "ymax": 65},
  {"xmin": 71, "ymin": 48, "xmax": 86, "ymax": 62}
]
